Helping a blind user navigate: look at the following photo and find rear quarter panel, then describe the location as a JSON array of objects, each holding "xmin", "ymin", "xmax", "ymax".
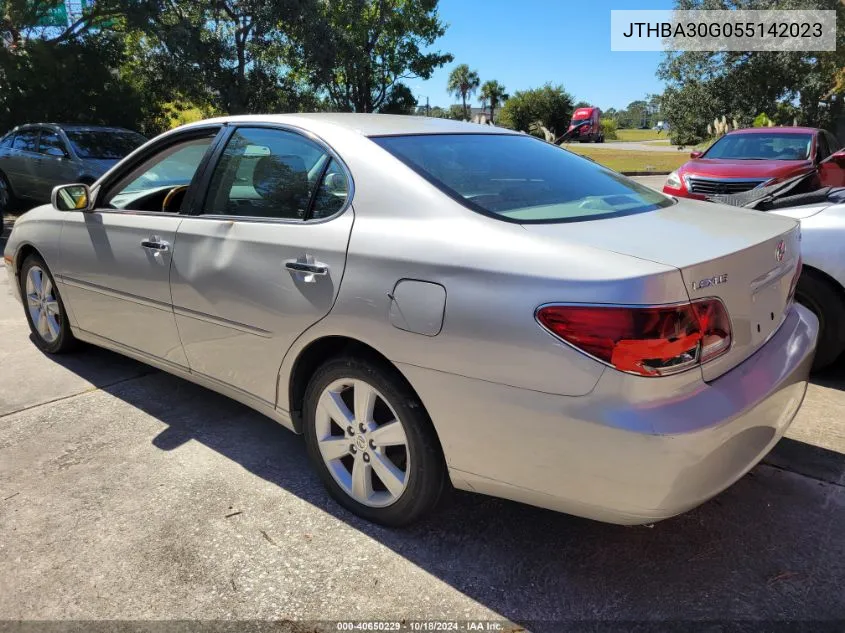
[{"xmin": 276, "ymin": 129, "xmax": 692, "ymax": 404}]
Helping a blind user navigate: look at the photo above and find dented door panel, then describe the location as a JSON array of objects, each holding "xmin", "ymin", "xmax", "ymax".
[{"xmin": 169, "ymin": 210, "xmax": 354, "ymax": 406}]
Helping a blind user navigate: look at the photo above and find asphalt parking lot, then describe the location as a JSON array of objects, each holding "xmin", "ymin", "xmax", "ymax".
[{"xmin": 1, "ymin": 205, "xmax": 844, "ymax": 629}]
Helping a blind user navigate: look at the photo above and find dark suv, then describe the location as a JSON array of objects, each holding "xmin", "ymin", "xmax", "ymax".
[{"xmin": 0, "ymin": 123, "xmax": 146, "ymax": 214}]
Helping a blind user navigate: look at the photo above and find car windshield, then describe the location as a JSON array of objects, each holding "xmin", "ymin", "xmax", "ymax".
[
  {"xmin": 372, "ymin": 134, "xmax": 673, "ymax": 223},
  {"xmin": 571, "ymin": 117, "xmax": 590, "ymax": 122},
  {"xmin": 66, "ymin": 130, "xmax": 146, "ymax": 159},
  {"xmin": 703, "ymin": 133, "xmax": 812, "ymax": 161}
]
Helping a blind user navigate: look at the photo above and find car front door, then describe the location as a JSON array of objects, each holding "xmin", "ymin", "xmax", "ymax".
[
  {"xmin": 56, "ymin": 126, "xmax": 222, "ymax": 367},
  {"xmin": 34, "ymin": 128, "xmax": 78, "ymax": 201},
  {"xmin": 170, "ymin": 125, "xmax": 353, "ymax": 407}
]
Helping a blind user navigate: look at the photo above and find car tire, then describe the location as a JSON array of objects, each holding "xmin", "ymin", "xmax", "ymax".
[
  {"xmin": 19, "ymin": 253, "xmax": 78, "ymax": 354},
  {"xmin": 0, "ymin": 170, "xmax": 17, "ymax": 216},
  {"xmin": 303, "ymin": 355, "xmax": 447, "ymax": 527},
  {"xmin": 795, "ymin": 271, "xmax": 845, "ymax": 371}
]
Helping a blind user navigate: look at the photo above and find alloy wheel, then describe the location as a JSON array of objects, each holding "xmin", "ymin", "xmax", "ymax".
[
  {"xmin": 315, "ymin": 378, "xmax": 410, "ymax": 508},
  {"xmin": 25, "ymin": 265, "xmax": 62, "ymax": 343}
]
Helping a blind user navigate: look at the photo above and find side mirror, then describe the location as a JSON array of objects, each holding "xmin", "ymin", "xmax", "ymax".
[
  {"xmin": 690, "ymin": 150, "xmax": 703, "ymax": 159},
  {"xmin": 44, "ymin": 147, "xmax": 66, "ymax": 158},
  {"xmin": 51, "ymin": 183, "xmax": 92, "ymax": 211}
]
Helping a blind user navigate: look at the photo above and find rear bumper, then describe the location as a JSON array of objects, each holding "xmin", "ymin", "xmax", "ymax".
[{"xmin": 401, "ymin": 304, "xmax": 818, "ymax": 524}]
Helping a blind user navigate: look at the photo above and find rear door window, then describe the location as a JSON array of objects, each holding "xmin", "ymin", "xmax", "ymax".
[
  {"xmin": 38, "ymin": 130, "xmax": 68, "ymax": 156},
  {"xmin": 12, "ymin": 130, "xmax": 38, "ymax": 153},
  {"xmin": 202, "ymin": 127, "xmax": 344, "ymax": 220}
]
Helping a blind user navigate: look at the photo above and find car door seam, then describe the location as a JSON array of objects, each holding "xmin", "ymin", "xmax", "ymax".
[{"xmin": 273, "ymin": 204, "xmax": 357, "ymax": 410}]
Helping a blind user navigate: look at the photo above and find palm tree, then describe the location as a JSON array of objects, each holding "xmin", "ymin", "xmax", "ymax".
[
  {"xmin": 479, "ymin": 80, "xmax": 508, "ymax": 123},
  {"xmin": 447, "ymin": 64, "xmax": 480, "ymax": 121}
]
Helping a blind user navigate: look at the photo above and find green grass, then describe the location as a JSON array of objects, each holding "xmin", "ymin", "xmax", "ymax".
[
  {"xmin": 614, "ymin": 128, "xmax": 667, "ymax": 142},
  {"xmin": 564, "ymin": 145, "xmax": 688, "ymax": 173}
]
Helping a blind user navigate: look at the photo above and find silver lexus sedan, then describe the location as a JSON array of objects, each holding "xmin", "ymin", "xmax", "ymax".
[{"xmin": 3, "ymin": 114, "xmax": 818, "ymax": 527}]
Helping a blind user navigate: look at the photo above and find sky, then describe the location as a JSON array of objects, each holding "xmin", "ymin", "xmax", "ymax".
[{"xmin": 416, "ymin": 0, "xmax": 675, "ymax": 111}]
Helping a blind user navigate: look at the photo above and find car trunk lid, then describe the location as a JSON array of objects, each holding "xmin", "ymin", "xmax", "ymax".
[{"xmin": 522, "ymin": 198, "xmax": 801, "ymax": 381}]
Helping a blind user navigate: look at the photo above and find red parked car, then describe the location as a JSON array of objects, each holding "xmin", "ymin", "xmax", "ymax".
[
  {"xmin": 567, "ymin": 106, "xmax": 603, "ymax": 143},
  {"xmin": 663, "ymin": 127, "xmax": 841, "ymax": 199}
]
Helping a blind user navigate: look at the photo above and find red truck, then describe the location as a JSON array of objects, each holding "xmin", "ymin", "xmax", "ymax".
[{"xmin": 567, "ymin": 107, "xmax": 603, "ymax": 143}]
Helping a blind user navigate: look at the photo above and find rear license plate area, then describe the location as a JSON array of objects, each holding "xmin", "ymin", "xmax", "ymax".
[{"xmin": 750, "ymin": 273, "xmax": 789, "ymax": 345}]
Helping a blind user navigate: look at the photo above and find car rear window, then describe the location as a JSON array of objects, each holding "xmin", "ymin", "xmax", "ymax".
[
  {"xmin": 66, "ymin": 130, "xmax": 147, "ymax": 159},
  {"xmin": 704, "ymin": 133, "xmax": 812, "ymax": 161},
  {"xmin": 372, "ymin": 134, "xmax": 673, "ymax": 223}
]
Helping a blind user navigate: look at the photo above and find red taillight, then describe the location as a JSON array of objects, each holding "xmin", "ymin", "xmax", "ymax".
[
  {"xmin": 536, "ymin": 299, "xmax": 732, "ymax": 377},
  {"xmin": 788, "ymin": 255, "xmax": 802, "ymax": 305}
]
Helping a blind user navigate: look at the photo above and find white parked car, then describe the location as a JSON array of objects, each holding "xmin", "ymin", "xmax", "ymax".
[{"xmin": 707, "ymin": 151, "xmax": 845, "ymax": 370}]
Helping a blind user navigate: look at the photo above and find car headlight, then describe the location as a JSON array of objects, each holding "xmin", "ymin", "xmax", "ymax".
[{"xmin": 665, "ymin": 170, "xmax": 682, "ymax": 188}]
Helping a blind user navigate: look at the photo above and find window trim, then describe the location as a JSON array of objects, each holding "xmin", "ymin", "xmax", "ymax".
[
  {"xmin": 91, "ymin": 124, "xmax": 225, "ymax": 215},
  {"xmin": 188, "ymin": 122, "xmax": 354, "ymax": 225}
]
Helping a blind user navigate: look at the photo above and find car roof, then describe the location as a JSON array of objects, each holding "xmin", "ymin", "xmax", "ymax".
[
  {"xmin": 725, "ymin": 126, "xmax": 818, "ymax": 136},
  {"xmin": 184, "ymin": 113, "xmax": 521, "ymax": 137},
  {"xmin": 7, "ymin": 123, "xmax": 135, "ymax": 133}
]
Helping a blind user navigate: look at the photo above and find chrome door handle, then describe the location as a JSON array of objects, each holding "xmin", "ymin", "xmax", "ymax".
[
  {"xmin": 285, "ymin": 260, "xmax": 328, "ymax": 276},
  {"xmin": 140, "ymin": 238, "xmax": 170, "ymax": 252}
]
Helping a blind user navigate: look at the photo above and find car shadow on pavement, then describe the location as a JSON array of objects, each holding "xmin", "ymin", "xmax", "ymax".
[{"xmin": 36, "ymin": 347, "xmax": 845, "ymax": 629}]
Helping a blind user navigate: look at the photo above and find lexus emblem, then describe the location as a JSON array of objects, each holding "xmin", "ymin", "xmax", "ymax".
[{"xmin": 775, "ymin": 240, "xmax": 786, "ymax": 262}]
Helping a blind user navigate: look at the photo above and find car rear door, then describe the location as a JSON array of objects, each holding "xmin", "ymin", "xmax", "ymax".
[
  {"xmin": 56, "ymin": 126, "xmax": 223, "ymax": 367},
  {"xmin": 170, "ymin": 125, "xmax": 353, "ymax": 407}
]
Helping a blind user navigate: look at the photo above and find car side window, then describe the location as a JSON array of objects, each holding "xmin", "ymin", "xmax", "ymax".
[
  {"xmin": 102, "ymin": 134, "xmax": 217, "ymax": 213},
  {"xmin": 826, "ymin": 131, "xmax": 841, "ymax": 153},
  {"xmin": 311, "ymin": 159, "xmax": 350, "ymax": 219},
  {"xmin": 203, "ymin": 127, "xmax": 341, "ymax": 220},
  {"xmin": 38, "ymin": 130, "xmax": 68, "ymax": 157},
  {"xmin": 0, "ymin": 134, "xmax": 13, "ymax": 149},
  {"xmin": 817, "ymin": 133, "xmax": 830, "ymax": 161},
  {"xmin": 12, "ymin": 130, "xmax": 38, "ymax": 152}
]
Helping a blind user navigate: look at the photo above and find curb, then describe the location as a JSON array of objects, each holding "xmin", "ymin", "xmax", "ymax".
[{"xmin": 621, "ymin": 171, "xmax": 670, "ymax": 177}]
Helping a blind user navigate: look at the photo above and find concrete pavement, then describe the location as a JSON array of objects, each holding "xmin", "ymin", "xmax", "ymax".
[{"xmin": 1, "ymin": 219, "xmax": 844, "ymax": 628}]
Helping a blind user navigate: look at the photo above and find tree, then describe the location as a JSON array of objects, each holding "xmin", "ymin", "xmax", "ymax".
[
  {"xmin": 0, "ymin": 0, "xmax": 152, "ymax": 133},
  {"xmin": 126, "ymin": 0, "xmax": 325, "ymax": 117},
  {"xmin": 480, "ymin": 80, "xmax": 508, "ymax": 122},
  {"xmin": 658, "ymin": 0, "xmax": 845, "ymax": 143},
  {"xmin": 573, "ymin": 101, "xmax": 591, "ymax": 109},
  {"xmin": 447, "ymin": 64, "xmax": 480, "ymax": 120},
  {"xmin": 300, "ymin": 0, "xmax": 452, "ymax": 113},
  {"xmin": 379, "ymin": 82, "xmax": 418, "ymax": 114},
  {"xmin": 498, "ymin": 83, "xmax": 574, "ymax": 138},
  {"xmin": 617, "ymin": 99, "xmax": 649, "ymax": 129}
]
